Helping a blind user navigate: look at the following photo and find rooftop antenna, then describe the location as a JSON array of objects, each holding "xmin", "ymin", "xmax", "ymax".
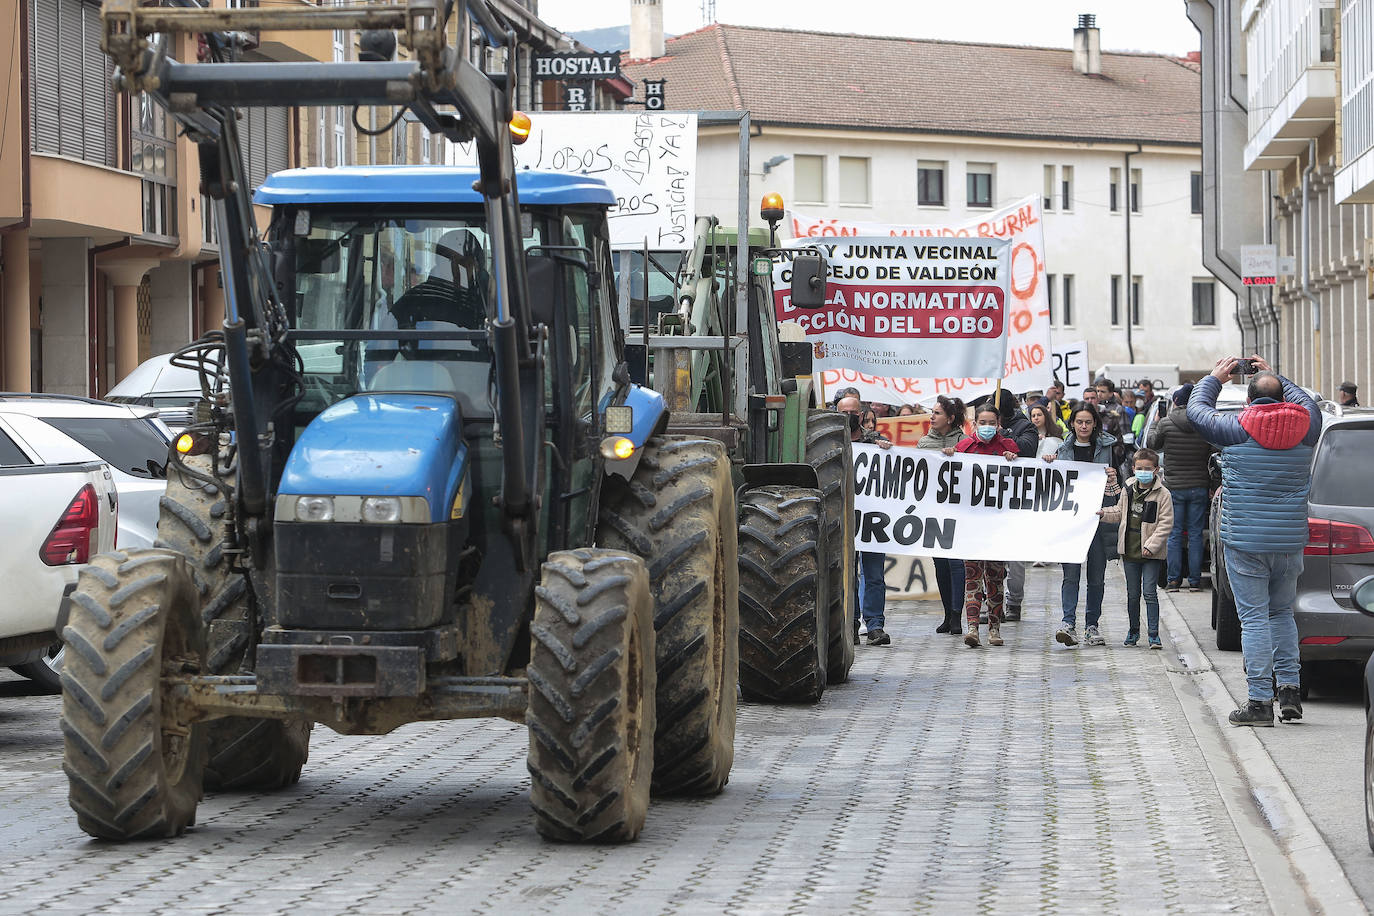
[{"xmin": 701, "ymin": 0, "xmax": 716, "ymax": 26}]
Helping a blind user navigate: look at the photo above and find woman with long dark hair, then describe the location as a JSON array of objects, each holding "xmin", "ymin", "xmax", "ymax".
[{"xmin": 919, "ymin": 396, "xmax": 967, "ymax": 634}]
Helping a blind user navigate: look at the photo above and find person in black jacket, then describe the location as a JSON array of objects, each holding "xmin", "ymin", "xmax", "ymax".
[
  {"xmin": 987, "ymin": 390, "xmax": 1038, "ymax": 620},
  {"xmin": 1147, "ymin": 383, "xmax": 1216, "ymax": 592}
]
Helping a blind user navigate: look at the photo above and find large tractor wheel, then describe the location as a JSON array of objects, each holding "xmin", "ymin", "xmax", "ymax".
[
  {"xmin": 157, "ymin": 457, "xmax": 311, "ymax": 791},
  {"xmin": 527, "ymin": 548, "xmax": 656, "ymax": 842},
  {"xmin": 807, "ymin": 410, "xmax": 855, "ymax": 683},
  {"xmin": 598, "ymin": 436, "xmax": 738, "ymax": 796},
  {"xmin": 61, "ymin": 549, "xmax": 205, "ymax": 840},
  {"xmin": 737, "ymin": 486, "xmax": 829, "ymax": 703}
]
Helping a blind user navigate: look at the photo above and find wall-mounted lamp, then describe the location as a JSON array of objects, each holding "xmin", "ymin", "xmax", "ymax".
[{"xmin": 761, "ymin": 154, "xmax": 790, "ymax": 175}]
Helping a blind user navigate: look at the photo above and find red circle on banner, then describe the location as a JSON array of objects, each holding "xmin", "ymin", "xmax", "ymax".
[{"xmin": 1010, "ymin": 242, "xmax": 1039, "ymax": 301}]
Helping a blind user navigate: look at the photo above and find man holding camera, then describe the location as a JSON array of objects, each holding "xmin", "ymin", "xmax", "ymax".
[{"xmin": 1187, "ymin": 356, "xmax": 1322, "ymax": 727}]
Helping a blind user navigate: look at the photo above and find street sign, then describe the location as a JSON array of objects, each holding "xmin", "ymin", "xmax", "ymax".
[
  {"xmin": 532, "ymin": 52, "xmax": 620, "ymax": 79},
  {"xmin": 1241, "ymin": 244, "xmax": 1277, "ymax": 286}
]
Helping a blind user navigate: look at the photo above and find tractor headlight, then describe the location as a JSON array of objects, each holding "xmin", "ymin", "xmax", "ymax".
[
  {"xmin": 295, "ymin": 496, "xmax": 335, "ymax": 522},
  {"xmin": 361, "ymin": 496, "xmax": 403, "ymax": 524}
]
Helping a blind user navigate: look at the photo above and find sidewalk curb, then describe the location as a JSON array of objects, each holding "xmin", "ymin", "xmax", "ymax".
[{"xmin": 1158, "ymin": 593, "xmax": 1366, "ymax": 915}]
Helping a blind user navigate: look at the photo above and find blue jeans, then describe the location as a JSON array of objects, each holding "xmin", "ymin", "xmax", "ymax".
[
  {"xmin": 855, "ymin": 551, "xmax": 886, "ymax": 631},
  {"xmin": 1225, "ymin": 548, "xmax": 1301, "ymax": 701},
  {"xmin": 1167, "ymin": 487, "xmax": 1208, "ymax": 585},
  {"xmin": 934, "ymin": 557, "xmax": 965, "ymax": 615},
  {"xmin": 1123, "ymin": 558, "xmax": 1162, "ymax": 636},
  {"xmin": 1061, "ymin": 525, "xmax": 1110, "ymax": 628}
]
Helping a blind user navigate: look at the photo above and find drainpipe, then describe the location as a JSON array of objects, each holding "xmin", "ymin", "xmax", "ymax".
[
  {"xmin": 1261, "ymin": 170, "xmax": 1276, "ymax": 364},
  {"xmin": 2, "ymin": 0, "xmax": 32, "ymax": 234},
  {"xmin": 1123, "ymin": 143, "xmax": 1142, "ymax": 363},
  {"xmin": 1301, "ymin": 138, "xmax": 1319, "ymax": 389}
]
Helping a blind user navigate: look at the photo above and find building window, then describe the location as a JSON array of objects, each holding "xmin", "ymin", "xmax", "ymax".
[
  {"xmin": 1190, "ymin": 171, "xmax": 1204, "ymax": 215},
  {"xmin": 967, "ymin": 163, "xmax": 993, "ymax": 208},
  {"xmin": 1043, "ymin": 165, "xmax": 1055, "ymax": 211},
  {"xmin": 794, "ymin": 154, "xmax": 825, "ymax": 203},
  {"xmin": 1060, "ymin": 165, "xmax": 1073, "ymax": 211},
  {"xmin": 333, "ymin": 106, "xmax": 346, "ymax": 167},
  {"xmin": 917, "ymin": 161, "xmax": 945, "ymax": 206},
  {"xmin": 1061, "ymin": 274, "xmax": 1074, "ymax": 326},
  {"xmin": 1047, "ymin": 272, "xmax": 1056, "ymax": 324},
  {"xmin": 1130, "ymin": 168, "xmax": 1142, "ymax": 212},
  {"xmin": 1109, "ymin": 167, "xmax": 1120, "ymax": 212},
  {"xmin": 1131, "ymin": 275, "xmax": 1142, "ymax": 326},
  {"xmin": 421, "ymin": 126, "xmax": 431, "ymax": 165},
  {"xmin": 1192, "ymin": 278, "xmax": 1216, "ymax": 326},
  {"xmin": 1111, "ymin": 274, "xmax": 1121, "ymax": 326},
  {"xmin": 838, "ymin": 156, "xmax": 870, "ymax": 205}
]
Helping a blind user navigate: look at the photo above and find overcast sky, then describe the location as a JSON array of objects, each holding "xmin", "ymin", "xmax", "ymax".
[{"xmin": 533, "ymin": 0, "xmax": 1202, "ymax": 56}]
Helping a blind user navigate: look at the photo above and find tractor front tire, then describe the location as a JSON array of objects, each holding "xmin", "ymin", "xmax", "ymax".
[
  {"xmin": 60, "ymin": 549, "xmax": 205, "ymax": 840},
  {"xmin": 598, "ymin": 436, "xmax": 738, "ymax": 796},
  {"xmin": 737, "ymin": 486, "xmax": 829, "ymax": 703},
  {"xmin": 157, "ymin": 457, "xmax": 311, "ymax": 791},
  {"xmin": 527, "ymin": 549, "xmax": 656, "ymax": 843},
  {"xmin": 807, "ymin": 410, "xmax": 855, "ymax": 684}
]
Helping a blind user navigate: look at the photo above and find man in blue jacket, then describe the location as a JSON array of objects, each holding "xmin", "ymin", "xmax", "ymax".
[{"xmin": 1187, "ymin": 356, "xmax": 1321, "ymax": 726}]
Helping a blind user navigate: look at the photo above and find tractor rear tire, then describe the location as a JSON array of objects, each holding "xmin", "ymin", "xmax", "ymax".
[
  {"xmin": 807, "ymin": 410, "xmax": 855, "ymax": 684},
  {"xmin": 60, "ymin": 549, "xmax": 205, "ymax": 840},
  {"xmin": 737, "ymin": 486, "xmax": 829, "ymax": 703},
  {"xmin": 598, "ymin": 436, "xmax": 738, "ymax": 797},
  {"xmin": 157, "ymin": 457, "xmax": 311, "ymax": 791},
  {"xmin": 527, "ymin": 548, "xmax": 656, "ymax": 843}
]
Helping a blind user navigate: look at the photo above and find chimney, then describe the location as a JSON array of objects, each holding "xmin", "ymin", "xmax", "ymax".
[
  {"xmin": 630, "ymin": 0, "xmax": 665, "ymax": 60},
  {"xmin": 1072, "ymin": 13, "xmax": 1101, "ymax": 76}
]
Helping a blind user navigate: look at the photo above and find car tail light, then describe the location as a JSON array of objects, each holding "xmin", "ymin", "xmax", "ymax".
[
  {"xmin": 1304, "ymin": 518, "xmax": 1374, "ymax": 556},
  {"xmin": 40, "ymin": 484, "xmax": 99, "ymax": 566},
  {"xmin": 1300, "ymin": 636, "xmax": 1348, "ymax": 645}
]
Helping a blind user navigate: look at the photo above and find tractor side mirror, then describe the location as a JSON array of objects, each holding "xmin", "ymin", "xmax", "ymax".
[
  {"xmin": 295, "ymin": 238, "xmax": 341, "ymax": 275},
  {"xmin": 1352, "ymin": 575, "xmax": 1374, "ymax": 617},
  {"xmin": 789, "ymin": 253, "xmax": 828, "ymax": 309}
]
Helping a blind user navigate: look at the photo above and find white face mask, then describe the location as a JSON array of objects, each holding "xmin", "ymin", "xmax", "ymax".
[{"xmin": 1135, "ymin": 398, "xmax": 1146, "ymax": 409}]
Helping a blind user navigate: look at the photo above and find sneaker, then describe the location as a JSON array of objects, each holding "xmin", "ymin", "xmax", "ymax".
[
  {"xmin": 867, "ymin": 628, "xmax": 891, "ymax": 647},
  {"xmin": 1277, "ymin": 684, "xmax": 1303, "ymax": 721},
  {"xmin": 858, "ymin": 623, "xmax": 868, "ymax": 637},
  {"xmin": 1148, "ymin": 635, "xmax": 1163, "ymax": 650},
  {"xmin": 988, "ymin": 620, "xmax": 1004, "ymax": 646},
  {"xmin": 1054, "ymin": 625, "xmax": 1078, "ymax": 647},
  {"xmin": 964, "ymin": 626, "xmax": 981, "ymax": 648},
  {"xmin": 1004, "ymin": 603, "xmax": 1021, "ymax": 622},
  {"xmin": 1189, "ymin": 582, "xmax": 1203, "ymax": 593},
  {"xmin": 1122, "ymin": 632, "xmax": 1139, "ymax": 647},
  {"xmin": 1228, "ymin": 700, "xmax": 1275, "ymax": 727},
  {"xmin": 1085, "ymin": 626, "xmax": 1106, "ymax": 647},
  {"xmin": 1165, "ymin": 580, "xmax": 1182, "ymax": 592}
]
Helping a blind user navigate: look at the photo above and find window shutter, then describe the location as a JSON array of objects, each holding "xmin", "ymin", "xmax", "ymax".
[
  {"xmin": 30, "ymin": 0, "xmax": 61, "ymax": 154},
  {"xmin": 56, "ymin": 0, "xmax": 85, "ymax": 158},
  {"xmin": 246, "ymin": 108, "xmax": 266, "ymax": 190},
  {"xmin": 80, "ymin": 0, "xmax": 114, "ymax": 166},
  {"xmin": 265, "ymin": 107, "xmax": 289, "ymax": 176}
]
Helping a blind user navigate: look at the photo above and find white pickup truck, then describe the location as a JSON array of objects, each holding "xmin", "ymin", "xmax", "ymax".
[{"xmin": 0, "ymin": 425, "xmax": 118, "ymax": 690}]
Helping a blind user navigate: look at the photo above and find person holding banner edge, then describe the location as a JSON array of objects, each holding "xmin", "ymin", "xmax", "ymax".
[
  {"xmin": 1044, "ymin": 405, "xmax": 1122, "ymax": 647},
  {"xmin": 837, "ymin": 394, "xmax": 895, "ymax": 647},
  {"xmin": 955, "ymin": 404, "xmax": 1021, "ymax": 648},
  {"xmin": 919, "ymin": 396, "xmax": 969, "ymax": 635}
]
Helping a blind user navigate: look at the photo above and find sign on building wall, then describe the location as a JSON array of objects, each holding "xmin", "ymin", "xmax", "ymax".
[
  {"xmin": 562, "ymin": 82, "xmax": 591, "ymax": 111},
  {"xmin": 452, "ymin": 112, "xmax": 697, "ymax": 249},
  {"xmin": 1240, "ymin": 244, "xmax": 1277, "ymax": 286},
  {"xmin": 532, "ymin": 52, "xmax": 621, "ymax": 79},
  {"xmin": 786, "ymin": 197, "xmax": 1052, "ymax": 402},
  {"xmin": 643, "ymin": 79, "xmax": 666, "ymax": 111}
]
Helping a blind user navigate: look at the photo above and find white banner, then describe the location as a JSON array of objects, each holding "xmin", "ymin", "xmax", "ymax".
[
  {"xmin": 789, "ymin": 197, "xmax": 1052, "ymax": 404},
  {"xmin": 451, "ymin": 112, "xmax": 697, "ymax": 250},
  {"xmin": 1051, "ymin": 340, "xmax": 1090, "ymax": 394},
  {"xmin": 773, "ymin": 238, "xmax": 1010, "ymax": 379},
  {"xmin": 852, "ymin": 444, "xmax": 1107, "ymax": 563}
]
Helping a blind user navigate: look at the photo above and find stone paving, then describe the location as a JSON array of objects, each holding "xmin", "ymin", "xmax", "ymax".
[{"xmin": 0, "ymin": 569, "xmax": 1269, "ymax": 914}]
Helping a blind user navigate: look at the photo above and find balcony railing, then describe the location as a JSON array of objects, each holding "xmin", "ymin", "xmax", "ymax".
[{"xmin": 1244, "ymin": 0, "xmax": 1337, "ymax": 142}]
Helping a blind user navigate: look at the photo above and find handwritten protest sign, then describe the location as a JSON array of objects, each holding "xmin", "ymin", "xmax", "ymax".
[
  {"xmin": 851, "ymin": 444, "xmax": 1106, "ymax": 563},
  {"xmin": 773, "ymin": 238, "xmax": 1011, "ymax": 379},
  {"xmin": 788, "ymin": 197, "xmax": 1052, "ymax": 403},
  {"xmin": 1051, "ymin": 340, "xmax": 1089, "ymax": 394},
  {"xmin": 452, "ymin": 112, "xmax": 696, "ymax": 249},
  {"xmin": 883, "ymin": 555, "xmax": 938, "ymax": 599}
]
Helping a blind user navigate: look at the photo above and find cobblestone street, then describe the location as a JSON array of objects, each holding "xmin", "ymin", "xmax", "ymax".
[{"xmin": 0, "ymin": 569, "xmax": 1298, "ymax": 913}]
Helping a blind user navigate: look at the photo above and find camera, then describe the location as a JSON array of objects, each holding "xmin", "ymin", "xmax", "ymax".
[{"xmin": 1233, "ymin": 358, "xmax": 1257, "ymax": 376}]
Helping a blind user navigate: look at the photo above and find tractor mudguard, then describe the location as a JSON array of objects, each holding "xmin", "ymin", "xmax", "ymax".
[
  {"xmin": 603, "ymin": 383, "xmax": 667, "ymax": 480},
  {"xmin": 739, "ymin": 462, "xmax": 819, "ymax": 492}
]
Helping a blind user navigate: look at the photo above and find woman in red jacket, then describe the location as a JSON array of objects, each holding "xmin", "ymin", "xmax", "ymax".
[{"xmin": 955, "ymin": 404, "xmax": 1020, "ymax": 648}]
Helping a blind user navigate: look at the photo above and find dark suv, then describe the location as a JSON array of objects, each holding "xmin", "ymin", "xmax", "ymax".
[{"xmin": 1212, "ymin": 417, "xmax": 1374, "ymax": 675}]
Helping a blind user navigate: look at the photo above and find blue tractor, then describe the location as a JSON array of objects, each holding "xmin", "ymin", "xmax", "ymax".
[{"xmin": 58, "ymin": 0, "xmax": 738, "ymax": 842}]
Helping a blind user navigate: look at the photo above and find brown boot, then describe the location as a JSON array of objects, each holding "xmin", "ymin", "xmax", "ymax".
[
  {"xmin": 964, "ymin": 623, "xmax": 980, "ymax": 648},
  {"xmin": 988, "ymin": 619, "xmax": 1004, "ymax": 646}
]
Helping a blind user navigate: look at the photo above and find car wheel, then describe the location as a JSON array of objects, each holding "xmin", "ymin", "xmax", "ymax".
[
  {"xmin": 1365, "ymin": 712, "xmax": 1374, "ymax": 852},
  {"xmin": 10, "ymin": 643, "xmax": 64, "ymax": 692}
]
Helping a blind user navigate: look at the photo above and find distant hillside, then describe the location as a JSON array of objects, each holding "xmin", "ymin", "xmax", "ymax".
[{"xmin": 571, "ymin": 26, "xmax": 628, "ymax": 53}]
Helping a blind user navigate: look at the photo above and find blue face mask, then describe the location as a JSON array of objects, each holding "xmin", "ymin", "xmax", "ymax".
[
  {"xmin": 1134, "ymin": 469, "xmax": 1155, "ymax": 486},
  {"xmin": 976, "ymin": 425, "xmax": 998, "ymax": 442}
]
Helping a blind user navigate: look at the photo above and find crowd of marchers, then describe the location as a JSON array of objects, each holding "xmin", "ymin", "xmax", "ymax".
[{"xmin": 830, "ymin": 357, "xmax": 1342, "ymax": 728}]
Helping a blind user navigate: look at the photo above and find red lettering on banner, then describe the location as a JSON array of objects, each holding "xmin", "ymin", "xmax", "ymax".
[
  {"xmin": 875, "ymin": 415, "xmax": 933, "ymax": 446},
  {"xmin": 1010, "ymin": 243, "xmax": 1040, "ymax": 301},
  {"xmin": 1011, "ymin": 307, "xmax": 1033, "ymax": 334}
]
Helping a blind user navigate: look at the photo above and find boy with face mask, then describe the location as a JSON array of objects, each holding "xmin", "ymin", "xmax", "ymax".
[{"xmin": 1100, "ymin": 448, "xmax": 1174, "ymax": 648}]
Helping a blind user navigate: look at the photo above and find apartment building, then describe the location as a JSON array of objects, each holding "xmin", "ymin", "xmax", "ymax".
[
  {"xmin": 1188, "ymin": 0, "xmax": 1373, "ymax": 397},
  {"xmin": 623, "ymin": 16, "xmax": 1236, "ymax": 378},
  {"xmin": 0, "ymin": 0, "xmax": 584, "ymax": 396}
]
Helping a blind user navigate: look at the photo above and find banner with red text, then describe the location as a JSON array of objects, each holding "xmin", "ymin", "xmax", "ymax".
[
  {"xmin": 773, "ymin": 238, "xmax": 1011, "ymax": 379},
  {"xmin": 784, "ymin": 197, "xmax": 1053, "ymax": 405}
]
